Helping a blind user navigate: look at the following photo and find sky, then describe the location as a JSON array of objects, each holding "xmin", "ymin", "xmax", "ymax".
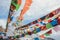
[
  {"xmin": 0, "ymin": 0, "xmax": 60, "ymax": 29},
  {"xmin": 0, "ymin": 0, "xmax": 11, "ymax": 29},
  {"xmin": 19, "ymin": 0, "xmax": 60, "ymax": 25}
]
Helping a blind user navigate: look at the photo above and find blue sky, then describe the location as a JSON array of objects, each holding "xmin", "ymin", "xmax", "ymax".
[
  {"xmin": 0, "ymin": 0, "xmax": 11, "ymax": 19},
  {"xmin": 0, "ymin": 0, "xmax": 60, "ymax": 29},
  {"xmin": 0, "ymin": 0, "xmax": 11, "ymax": 29}
]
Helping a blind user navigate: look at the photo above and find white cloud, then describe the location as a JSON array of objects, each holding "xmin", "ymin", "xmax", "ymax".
[
  {"xmin": 22, "ymin": 0, "xmax": 60, "ymax": 25},
  {"xmin": 0, "ymin": 19, "xmax": 7, "ymax": 29}
]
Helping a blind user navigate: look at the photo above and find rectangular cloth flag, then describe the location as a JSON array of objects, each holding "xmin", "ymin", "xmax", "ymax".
[{"xmin": 53, "ymin": 25, "xmax": 60, "ymax": 32}]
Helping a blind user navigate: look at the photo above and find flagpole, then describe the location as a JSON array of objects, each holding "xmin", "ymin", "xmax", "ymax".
[
  {"xmin": 5, "ymin": 0, "xmax": 22, "ymax": 32},
  {"xmin": 5, "ymin": 8, "xmax": 11, "ymax": 32}
]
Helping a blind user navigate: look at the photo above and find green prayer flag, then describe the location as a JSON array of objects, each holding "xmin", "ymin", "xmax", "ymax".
[{"xmin": 46, "ymin": 23, "xmax": 53, "ymax": 29}]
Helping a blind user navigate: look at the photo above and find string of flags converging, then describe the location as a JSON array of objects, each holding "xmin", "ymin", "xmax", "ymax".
[
  {"xmin": 13, "ymin": 13, "xmax": 60, "ymax": 38},
  {"xmin": 4, "ymin": 8, "xmax": 60, "ymax": 39}
]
